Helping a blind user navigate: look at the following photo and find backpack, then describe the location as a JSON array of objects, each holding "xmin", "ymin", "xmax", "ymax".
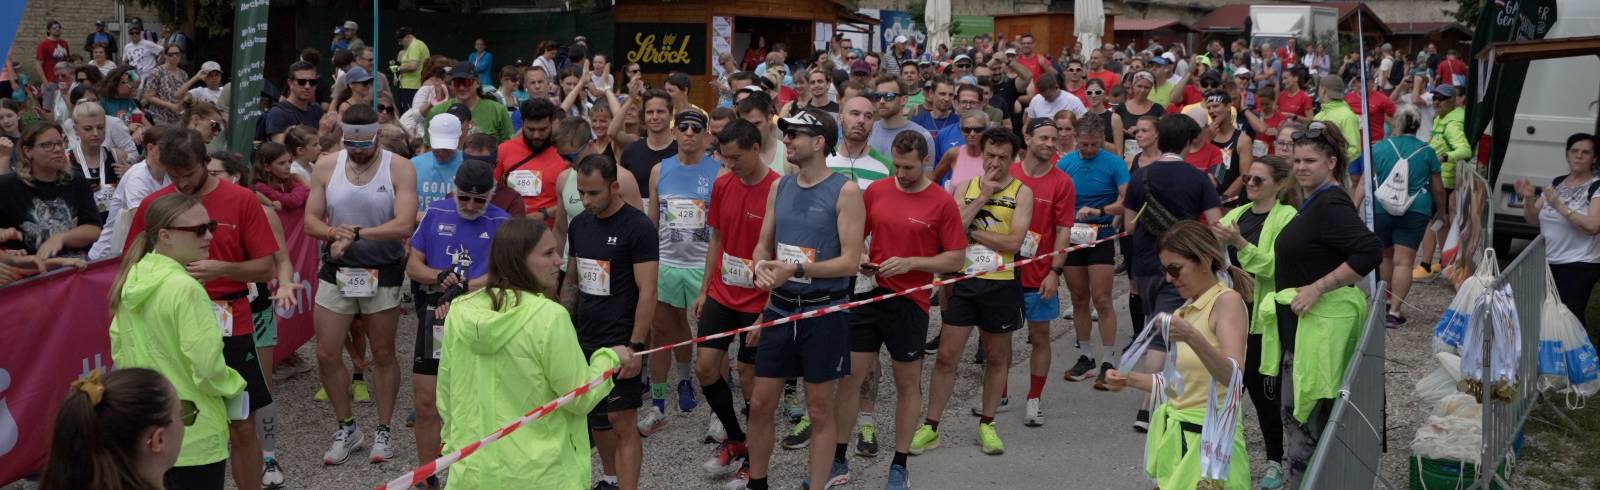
[{"xmin": 1375, "ymin": 140, "xmax": 1430, "ymax": 216}]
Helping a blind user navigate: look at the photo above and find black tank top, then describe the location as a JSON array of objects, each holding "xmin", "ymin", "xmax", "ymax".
[
  {"xmin": 1114, "ymin": 102, "xmax": 1166, "ymax": 134},
  {"xmin": 1211, "ymin": 127, "xmax": 1244, "ymax": 194}
]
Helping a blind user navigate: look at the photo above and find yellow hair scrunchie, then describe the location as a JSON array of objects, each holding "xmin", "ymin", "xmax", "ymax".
[{"xmin": 72, "ymin": 369, "xmax": 106, "ymax": 406}]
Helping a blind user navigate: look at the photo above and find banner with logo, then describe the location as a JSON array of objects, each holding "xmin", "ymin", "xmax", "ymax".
[
  {"xmin": 0, "ymin": 220, "xmax": 319, "ymax": 485},
  {"xmin": 1467, "ymin": 0, "xmax": 1558, "ymax": 183},
  {"xmin": 227, "ymin": 0, "xmax": 271, "ymax": 154},
  {"xmin": 617, "ymin": 22, "xmax": 707, "ymax": 75},
  {"xmin": 879, "ymin": 11, "xmax": 926, "ymax": 51}
]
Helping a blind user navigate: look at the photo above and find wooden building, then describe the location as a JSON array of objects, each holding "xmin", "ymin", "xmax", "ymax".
[
  {"xmin": 991, "ymin": 12, "xmax": 1116, "ymax": 60},
  {"xmin": 613, "ymin": 0, "xmax": 876, "ymax": 110}
]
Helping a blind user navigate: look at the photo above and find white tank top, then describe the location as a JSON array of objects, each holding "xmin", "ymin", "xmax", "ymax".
[{"xmin": 325, "ymin": 149, "xmax": 404, "ymax": 266}]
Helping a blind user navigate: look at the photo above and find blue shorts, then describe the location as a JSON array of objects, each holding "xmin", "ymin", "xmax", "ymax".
[
  {"xmin": 1022, "ymin": 290, "xmax": 1061, "ymax": 323},
  {"xmin": 1374, "ymin": 211, "xmax": 1431, "ymax": 250},
  {"xmin": 755, "ymin": 293, "xmax": 851, "ymax": 383}
]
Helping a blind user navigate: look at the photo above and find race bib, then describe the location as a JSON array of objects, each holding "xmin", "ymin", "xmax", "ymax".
[
  {"xmin": 776, "ymin": 243, "xmax": 816, "ymax": 284},
  {"xmin": 1252, "ymin": 140, "xmax": 1268, "ymax": 158},
  {"xmin": 432, "ymin": 322, "xmax": 445, "ymax": 360},
  {"xmin": 1069, "ymin": 223, "xmax": 1100, "ymax": 245},
  {"xmin": 1123, "ymin": 138, "xmax": 1140, "ymax": 160},
  {"xmin": 576, "ymin": 258, "xmax": 611, "ymax": 296},
  {"xmin": 854, "ymin": 272, "xmax": 878, "ymax": 295},
  {"xmin": 720, "ymin": 252, "xmax": 755, "ymax": 288},
  {"xmin": 211, "ymin": 300, "xmax": 235, "ymax": 337},
  {"xmin": 507, "ymin": 169, "xmax": 542, "ymax": 197},
  {"xmin": 336, "ymin": 267, "xmax": 379, "ymax": 298},
  {"xmin": 964, "ymin": 244, "xmax": 1001, "ymax": 274},
  {"xmin": 665, "ymin": 199, "xmax": 707, "ymax": 230},
  {"xmin": 93, "ymin": 184, "xmax": 115, "ymax": 213},
  {"xmin": 1019, "ymin": 231, "xmax": 1041, "ymax": 258}
]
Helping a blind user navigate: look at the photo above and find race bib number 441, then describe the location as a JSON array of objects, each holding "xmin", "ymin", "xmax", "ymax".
[{"xmin": 721, "ymin": 253, "xmax": 755, "ymax": 288}]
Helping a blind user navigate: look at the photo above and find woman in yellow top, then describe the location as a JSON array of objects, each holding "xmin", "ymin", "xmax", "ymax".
[
  {"xmin": 106, "ymin": 193, "xmax": 246, "ymax": 489},
  {"xmin": 436, "ymin": 217, "xmax": 637, "ymax": 489},
  {"xmin": 1107, "ymin": 220, "xmax": 1252, "ymax": 489}
]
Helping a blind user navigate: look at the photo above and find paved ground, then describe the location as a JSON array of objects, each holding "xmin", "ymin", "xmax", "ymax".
[{"xmin": 0, "ymin": 269, "xmax": 1477, "ymax": 490}]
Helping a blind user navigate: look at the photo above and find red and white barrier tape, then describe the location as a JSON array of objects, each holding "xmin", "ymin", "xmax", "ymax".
[{"xmin": 377, "ymin": 232, "xmax": 1128, "ymax": 490}]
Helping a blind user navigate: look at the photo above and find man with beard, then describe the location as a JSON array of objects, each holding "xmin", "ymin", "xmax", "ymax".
[
  {"xmin": 496, "ymin": 98, "xmax": 566, "ymax": 230},
  {"xmin": 304, "ymin": 104, "xmax": 420, "ymax": 467},
  {"xmin": 828, "ymin": 96, "xmax": 892, "ymax": 186},
  {"xmin": 1009, "ymin": 118, "xmax": 1076, "ymax": 427},
  {"xmin": 403, "ymin": 159, "xmax": 506, "ymax": 490},
  {"xmin": 569, "ymin": 154, "xmax": 657, "ymax": 490},
  {"xmin": 910, "ymin": 77, "xmax": 959, "ymax": 136},
  {"xmin": 266, "ymin": 61, "xmax": 326, "ymax": 143},
  {"xmin": 866, "ymin": 75, "xmax": 933, "ymax": 162},
  {"xmin": 127, "ymin": 128, "xmax": 275, "ymax": 490},
  {"xmin": 620, "ymin": 90, "xmax": 678, "ymax": 200},
  {"xmin": 426, "ymin": 61, "xmax": 512, "ymax": 142}
]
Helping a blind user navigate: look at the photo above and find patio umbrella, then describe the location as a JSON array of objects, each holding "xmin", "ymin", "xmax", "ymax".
[
  {"xmin": 925, "ymin": 0, "xmax": 951, "ymax": 55},
  {"xmin": 1074, "ymin": 0, "xmax": 1104, "ymax": 61}
]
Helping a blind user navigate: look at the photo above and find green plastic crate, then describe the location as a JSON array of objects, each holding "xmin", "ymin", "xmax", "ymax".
[{"xmin": 1407, "ymin": 453, "xmax": 1512, "ymax": 490}]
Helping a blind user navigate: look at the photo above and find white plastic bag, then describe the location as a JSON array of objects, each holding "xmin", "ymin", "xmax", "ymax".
[
  {"xmin": 1415, "ymin": 352, "xmax": 1465, "ymax": 409},
  {"xmin": 1538, "ymin": 266, "xmax": 1576, "ymax": 393},
  {"xmin": 1410, "ymin": 393, "xmax": 1483, "ymax": 464},
  {"xmin": 1434, "ymin": 248, "xmax": 1498, "ymax": 353}
]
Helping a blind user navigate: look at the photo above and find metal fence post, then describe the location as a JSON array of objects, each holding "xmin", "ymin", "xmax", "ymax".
[{"xmin": 1470, "ymin": 237, "xmax": 1546, "ymax": 489}]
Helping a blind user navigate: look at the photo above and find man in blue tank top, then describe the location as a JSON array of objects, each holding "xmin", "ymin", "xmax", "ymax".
[{"xmin": 746, "ymin": 109, "xmax": 866, "ymax": 490}]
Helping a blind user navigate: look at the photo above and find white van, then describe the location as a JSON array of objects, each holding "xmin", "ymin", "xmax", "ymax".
[{"xmin": 1492, "ymin": 0, "xmax": 1600, "ymax": 252}]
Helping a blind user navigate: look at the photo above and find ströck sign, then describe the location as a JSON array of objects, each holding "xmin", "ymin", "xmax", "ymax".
[{"xmin": 617, "ymin": 23, "xmax": 707, "ymax": 75}]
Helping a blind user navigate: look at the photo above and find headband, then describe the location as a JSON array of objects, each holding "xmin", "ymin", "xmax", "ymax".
[
  {"xmin": 73, "ymin": 369, "xmax": 106, "ymax": 406},
  {"xmin": 1204, "ymin": 92, "xmax": 1229, "ymax": 104},
  {"xmin": 342, "ymin": 122, "xmax": 380, "ymax": 139},
  {"xmin": 1131, "ymin": 71, "xmax": 1155, "ymax": 84}
]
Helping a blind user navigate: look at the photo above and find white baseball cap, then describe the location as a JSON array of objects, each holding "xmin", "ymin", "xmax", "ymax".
[
  {"xmin": 429, "ymin": 114, "xmax": 462, "ymax": 150},
  {"xmin": 894, "ymin": 35, "xmax": 908, "ymax": 44},
  {"xmin": 200, "ymin": 61, "xmax": 223, "ymax": 74}
]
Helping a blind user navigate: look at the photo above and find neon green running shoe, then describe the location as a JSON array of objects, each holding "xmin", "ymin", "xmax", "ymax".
[
  {"xmin": 908, "ymin": 424, "xmax": 940, "ymax": 455},
  {"xmin": 353, "ymin": 380, "xmax": 371, "ymax": 403},
  {"xmin": 979, "ymin": 422, "xmax": 1004, "ymax": 455}
]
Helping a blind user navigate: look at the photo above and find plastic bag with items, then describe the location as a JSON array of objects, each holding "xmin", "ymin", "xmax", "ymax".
[
  {"xmin": 1410, "ymin": 393, "xmax": 1483, "ymax": 464},
  {"xmin": 1434, "ymin": 248, "xmax": 1498, "ymax": 353}
]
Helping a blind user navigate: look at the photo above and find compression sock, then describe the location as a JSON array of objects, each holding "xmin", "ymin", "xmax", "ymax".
[
  {"xmin": 924, "ymin": 418, "xmax": 939, "ymax": 431},
  {"xmin": 835, "ymin": 443, "xmax": 848, "ymax": 464},
  {"xmin": 702, "ymin": 379, "xmax": 747, "ymax": 441},
  {"xmin": 1027, "ymin": 375, "xmax": 1046, "ymax": 400},
  {"xmin": 893, "ymin": 451, "xmax": 909, "ymax": 468},
  {"xmin": 676, "ymin": 362, "xmax": 693, "ymax": 383},
  {"xmin": 651, "ymin": 383, "xmax": 668, "ymax": 412}
]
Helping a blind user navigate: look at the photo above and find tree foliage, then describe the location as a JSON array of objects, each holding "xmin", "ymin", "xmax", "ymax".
[
  {"xmin": 1453, "ymin": 0, "xmax": 1483, "ymax": 25},
  {"xmin": 125, "ymin": 0, "xmax": 235, "ymax": 38}
]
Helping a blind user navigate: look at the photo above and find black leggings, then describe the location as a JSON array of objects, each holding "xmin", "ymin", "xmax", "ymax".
[
  {"xmin": 1549, "ymin": 261, "xmax": 1600, "ymax": 329},
  {"xmin": 164, "ymin": 461, "xmax": 226, "ymax": 490},
  {"xmin": 1121, "ymin": 235, "xmax": 1145, "ymax": 331},
  {"xmin": 1245, "ymin": 332, "xmax": 1285, "ymax": 462}
]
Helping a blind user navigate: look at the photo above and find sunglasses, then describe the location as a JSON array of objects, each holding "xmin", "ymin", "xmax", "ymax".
[
  {"xmin": 1085, "ymin": 89, "xmax": 1105, "ymax": 97},
  {"xmin": 180, "ymin": 399, "xmax": 199, "ymax": 426},
  {"xmin": 351, "ymin": 79, "xmax": 373, "ymax": 86},
  {"xmin": 166, "ymin": 220, "xmax": 218, "ymax": 236},
  {"xmin": 676, "ymin": 123, "xmax": 705, "ymax": 134},
  {"xmin": 1161, "ymin": 262, "xmax": 1186, "ymax": 278},
  {"xmin": 962, "ymin": 126, "xmax": 986, "ymax": 134},
  {"xmin": 343, "ymin": 138, "xmax": 377, "ymax": 149},
  {"xmin": 1245, "ymin": 174, "xmax": 1268, "ymax": 186},
  {"xmin": 1201, "ymin": 82, "xmax": 1219, "ymax": 89},
  {"xmin": 76, "ymin": 77, "xmax": 89, "ymax": 83},
  {"xmin": 954, "ymin": 63, "xmax": 973, "ymax": 69},
  {"xmin": 627, "ymin": 69, "xmax": 641, "ymax": 74},
  {"xmin": 456, "ymin": 194, "xmax": 489, "ymax": 204},
  {"xmin": 865, "ymin": 91, "xmax": 900, "ymax": 102},
  {"xmin": 292, "ymin": 77, "xmax": 317, "ymax": 87},
  {"xmin": 783, "ymin": 128, "xmax": 819, "ymax": 140},
  {"xmin": 166, "ymin": 51, "xmax": 181, "ymax": 57},
  {"xmin": 1067, "ymin": 67, "xmax": 1083, "ymax": 72},
  {"xmin": 379, "ymin": 104, "xmax": 394, "ymax": 112},
  {"xmin": 450, "ymin": 79, "xmax": 475, "ymax": 87},
  {"xmin": 1290, "ymin": 126, "xmax": 1328, "ymax": 142}
]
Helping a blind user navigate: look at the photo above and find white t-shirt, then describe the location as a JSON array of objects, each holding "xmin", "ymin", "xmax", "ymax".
[
  {"xmin": 1026, "ymin": 91, "xmax": 1087, "ymax": 119},
  {"xmin": 188, "ymin": 86, "xmax": 222, "ymax": 104},
  {"xmin": 88, "ymin": 162, "xmax": 170, "ymax": 260},
  {"xmin": 1395, "ymin": 95, "xmax": 1435, "ymax": 137},
  {"xmin": 1542, "ymin": 175, "xmax": 1600, "ymax": 264}
]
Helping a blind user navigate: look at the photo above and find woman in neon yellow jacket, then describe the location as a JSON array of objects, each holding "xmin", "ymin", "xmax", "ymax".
[
  {"xmin": 1106, "ymin": 221, "xmax": 1253, "ymax": 488},
  {"xmin": 107, "ymin": 193, "xmax": 245, "ymax": 488},
  {"xmin": 1215, "ymin": 154, "xmax": 1299, "ymax": 488},
  {"xmin": 437, "ymin": 217, "xmax": 637, "ymax": 489}
]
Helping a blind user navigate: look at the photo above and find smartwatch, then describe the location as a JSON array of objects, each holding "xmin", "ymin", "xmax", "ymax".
[
  {"xmin": 353, "ymin": 226, "xmax": 363, "ymax": 242},
  {"xmin": 793, "ymin": 263, "xmax": 806, "ymax": 279},
  {"xmin": 630, "ymin": 341, "xmax": 647, "ymax": 352}
]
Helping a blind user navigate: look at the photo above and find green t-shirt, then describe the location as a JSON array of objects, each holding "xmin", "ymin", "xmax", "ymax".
[
  {"xmin": 425, "ymin": 97, "xmax": 514, "ymax": 144},
  {"xmin": 1149, "ymin": 81, "xmax": 1176, "ymax": 107},
  {"xmin": 398, "ymin": 39, "xmax": 430, "ymax": 89},
  {"xmin": 825, "ymin": 146, "xmax": 892, "ymax": 188}
]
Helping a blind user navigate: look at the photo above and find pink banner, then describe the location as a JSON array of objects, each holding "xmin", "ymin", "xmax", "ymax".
[{"xmin": 0, "ymin": 216, "xmax": 320, "ymax": 485}]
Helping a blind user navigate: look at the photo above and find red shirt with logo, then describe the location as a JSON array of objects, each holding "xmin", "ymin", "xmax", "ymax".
[
  {"xmin": 128, "ymin": 180, "xmax": 279, "ymax": 336},
  {"xmin": 706, "ymin": 170, "xmax": 780, "ymax": 313},
  {"xmin": 1008, "ymin": 163, "xmax": 1076, "ymax": 288},
  {"xmin": 495, "ymin": 137, "xmax": 566, "ymax": 228},
  {"xmin": 1277, "ymin": 89, "xmax": 1314, "ymax": 120},
  {"xmin": 862, "ymin": 179, "xmax": 967, "ymax": 311}
]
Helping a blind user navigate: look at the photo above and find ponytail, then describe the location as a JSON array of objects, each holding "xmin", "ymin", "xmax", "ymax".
[
  {"xmin": 108, "ymin": 194, "xmax": 203, "ymax": 312},
  {"xmin": 40, "ymin": 368, "xmax": 174, "ymax": 490}
]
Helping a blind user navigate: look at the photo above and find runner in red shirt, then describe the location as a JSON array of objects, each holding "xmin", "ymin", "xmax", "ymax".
[
  {"xmin": 1009, "ymin": 118, "xmax": 1076, "ymax": 426},
  {"xmin": 1243, "ymin": 87, "xmax": 1294, "ymax": 155},
  {"xmin": 1345, "ymin": 74, "xmax": 1397, "ymax": 143},
  {"xmin": 835, "ymin": 131, "xmax": 965, "ymax": 484},
  {"xmin": 496, "ymin": 98, "xmax": 566, "ymax": 229},
  {"xmin": 1085, "ymin": 50, "xmax": 1121, "ymax": 89},
  {"xmin": 127, "ymin": 130, "xmax": 277, "ymax": 490},
  {"xmin": 692, "ymin": 119, "xmax": 780, "ymax": 488},
  {"xmin": 1014, "ymin": 34, "xmax": 1051, "ymax": 82},
  {"xmin": 1184, "ymin": 132, "xmax": 1225, "ymax": 176},
  {"xmin": 1276, "ymin": 67, "xmax": 1314, "ymax": 122}
]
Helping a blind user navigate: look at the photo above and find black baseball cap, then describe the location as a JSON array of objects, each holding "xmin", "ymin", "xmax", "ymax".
[
  {"xmin": 446, "ymin": 103, "xmax": 473, "ymax": 123},
  {"xmin": 777, "ymin": 109, "xmax": 838, "ymax": 156},
  {"xmin": 449, "ymin": 61, "xmax": 476, "ymax": 81},
  {"xmin": 455, "ymin": 159, "xmax": 496, "ymax": 195}
]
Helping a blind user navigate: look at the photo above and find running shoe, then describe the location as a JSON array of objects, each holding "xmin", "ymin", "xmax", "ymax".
[
  {"xmin": 1133, "ymin": 409, "xmax": 1150, "ymax": 433},
  {"xmin": 1260, "ymin": 460, "xmax": 1287, "ymax": 489},
  {"xmin": 369, "ymin": 425, "xmax": 395, "ymax": 463},
  {"xmin": 405, "ymin": 411, "xmax": 416, "ymax": 428},
  {"xmin": 908, "ymin": 424, "xmax": 940, "ymax": 455},
  {"xmin": 969, "ymin": 396, "xmax": 1010, "ymax": 416},
  {"xmin": 262, "ymin": 457, "xmax": 285, "ymax": 489},
  {"xmin": 1063, "ymin": 355, "xmax": 1097, "ymax": 381},
  {"xmin": 1386, "ymin": 312, "xmax": 1407, "ymax": 329},
  {"xmin": 637, "ymin": 406, "xmax": 668, "ymax": 436},
  {"xmin": 315, "ymin": 385, "xmax": 329, "ymax": 401},
  {"xmin": 924, "ymin": 335, "xmax": 941, "ymax": 354},
  {"xmin": 353, "ymin": 379, "xmax": 371, "ymax": 403},
  {"xmin": 725, "ymin": 464, "xmax": 751, "ymax": 489},
  {"xmin": 782, "ymin": 383, "xmax": 805, "ymax": 423},
  {"xmin": 322, "ymin": 424, "xmax": 365, "ymax": 465},
  {"xmin": 1411, "ymin": 264, "xmax": 1436, "ymax": 281},
  {"xmin": 1092, "ymin": 362, "xmax": 1113, "ymax": 391},
  {"xmin": 703, "ymin": 440, "xmax": 749, "ymax": 474},
  {"xmin": 855, "ymin": 423, "xmax": 879, "ymax": 457},
  {"xmin": 801, "ymin": 460, "xmax": 851, "ymax": 489},
  {"xmin": 1062, "ymin": 303, "xmax": 1075, "ymax": 319},
  {"xmin": 885, "ymin": 463, "xmax": 911, "ymax": 490},
  {"xmin": 1114, "ymin": 260, "xmax": 1127, "ymax": 275},
  {"xmin": 678, "ymin": 379, "xmax": 698, "ymax": 412},
  {"xmin": 1023, "ymin": 398, "xmax": 1044, "ymax": 427},
  {"xmin": 706, "ymin": 417, "xmax": 728, "ymax": 444},
  {"xmin": 781, "ymin": 416, "xmax": 812, "ymax": 449},
  {"xmin": 590, "ymin": 480, "xmax": 620, "ymax": 490},
  {"xmin": 978, "ymin": 422, "xmax": 1004, "ymax": 455}
]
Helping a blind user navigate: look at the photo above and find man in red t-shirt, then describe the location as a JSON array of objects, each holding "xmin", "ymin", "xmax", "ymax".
[
  {"xmin": 1014, "ymin": 33, "xmax": 1051, "ymax": 83},
  {"xmin": 1435, "ymin": 51, "xmax": 1469, "ymax": 89},
  {"xmin": 1010, "ymin": 118, "xmax": 1075, "ymax": 426},
  {"xmin": 834, "ymin": 131, "xmax": 965, "ymax": 481},
  {"xmin": 692, "ymin": 120, "xmax": 779, "ymax": 486},
  {"xmin": 1085, "ymin": 50, "xmax": 1121, "ymax": 89},
  {"xmin": 1063, "ymin": 59, "xmax": 1090, "ymax": 103},
  {"xmin": 127, "ymin": 129, "xmax": 276, "ymax": 490},
  {"xmin": 34, "ymin": 20, "xmax": 70, "ymax": 81},
  {"xmin": 496, "ymin": 98, "xmax": 566, "ymax": 230},
  {"xmin": 1346, "ymin": 74, "xmax": 1397, "ymax": 143}
]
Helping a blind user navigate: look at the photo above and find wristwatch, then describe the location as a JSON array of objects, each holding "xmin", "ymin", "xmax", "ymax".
[
  {"xmin": 1051, "ymin": 266, "xmax": 1064, "ymax": 275},
  {"xmin": 352, "ymin": 226, "xmax": 363, "ymax": 241},
  {"xmin": 630, "ymin": 341, "xmax": 647, "ymax": 352},
  {"xmin": 792, "ymin": 263, "xmax": 806, "ymax": 279}
]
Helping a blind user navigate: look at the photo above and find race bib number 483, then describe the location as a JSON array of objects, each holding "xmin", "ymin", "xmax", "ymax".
[{"xmin": 577, "ymin": 258, "xmax": 612, "ymax": 296}]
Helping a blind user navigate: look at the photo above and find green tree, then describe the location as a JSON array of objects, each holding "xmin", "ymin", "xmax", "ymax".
[
  {"xmin": 125, "ymin": 0, "xmax": 234, "ymax": 37},
  {"xmin": 1453, "ymin": 0, "xmax": 1483, "ymax": 24}
]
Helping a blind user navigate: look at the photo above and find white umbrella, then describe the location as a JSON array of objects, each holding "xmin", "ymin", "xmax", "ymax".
[
  {"xmin": 1074, "ymin": 0, "xmax": 1104, "ymax": 61},
  {"xmin": 925, "ymin": 0, "xmax": 951, "ymax": 55}
]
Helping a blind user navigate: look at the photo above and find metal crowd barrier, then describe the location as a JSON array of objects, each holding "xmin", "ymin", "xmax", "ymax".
[
  {"xmin": 1469, "ymin": 237, "xmax": 1547, "ymax": 489},
  {"xmin": 1302, "ymin": 282, "xmax": 1391, "ymax": 489}
]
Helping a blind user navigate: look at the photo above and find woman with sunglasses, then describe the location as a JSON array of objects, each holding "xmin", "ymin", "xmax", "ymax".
[
  {"xmin": 1082, "ymin": 78, "xmax": 1124, "ymax": 155},
  {"xmin": 98, "ymin": 66, "xmax": 145, "ymax": 124},
  {"xmin": 0, "ymin": 122, "xmax": 103, "ymax": 258},
  {"xmin": 1272, "ymin": 123, "xmax": 1381, "ymax": 488},
  {"xmin": 1113, "ymin": 71, "xmax": 1166, "ymax": 160},
  {"xmin": 1213, "ymin": 155, "xmax": 1298, "ymax": 489},
  {"xmin": 142, "ymin": 43, "xmax": 188, "ymax": 126},
  {"xmin": 931, "ymin": 110, "xmax": 989, "ymax": 189},
  {"xmin": 40, "ymin": 368, "xmax": 190, "ymax": 490},
  {"xmin": 180, "ymin": 99, "xmax": 226, "ymax": 150},
  {"xmin": 107, "ymin": 192, "xmax": 247, "ymax": 490},
  {"xmin": 335, "ymin": 67, "xmax": 377, "ymax": 114}
]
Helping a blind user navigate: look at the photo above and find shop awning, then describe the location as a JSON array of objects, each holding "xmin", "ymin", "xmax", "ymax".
[
  {"xmin": 1194, "ymin": 3, "xmax": 1391, "ymax": 36},
  {"xmin": 1113, "ymin": 19, "xmax": 1195, "ymax": 33}
]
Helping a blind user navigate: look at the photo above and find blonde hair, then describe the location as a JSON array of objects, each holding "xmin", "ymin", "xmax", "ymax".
[
  {"xmin": 109, "ymin": 193, "xmax": 203, "ymax": 311},
  {"xmin": 1158, "ymin": 220, "xmax": 1254, "ymax": 299},
  {"xmin": 71, "ymin": 100, "xmax": 106, "ymax": 123}
]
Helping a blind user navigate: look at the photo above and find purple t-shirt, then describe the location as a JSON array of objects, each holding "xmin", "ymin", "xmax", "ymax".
[{"xmin": 409, "ymin": 199, "xmax": 510, "ymax": 280}]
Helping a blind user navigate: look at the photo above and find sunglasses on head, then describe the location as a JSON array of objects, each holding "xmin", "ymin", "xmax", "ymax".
[
  {"xmin": 292, "ymin": 77, "xmax": 317, "ymax": 87},
  {"xmin": 166, "ymin": 220, "xmax": 218, "ymax": 236},
  {"xmin": 1291, "ymin": 124, "xmax": 1328, "ymax": 142},
  {"xmin": 343, "ymin": 137, "xmax": 377, "ymax": 149},
  {"xmin": 456, "ymin": 194, "xmax": 488, "ymax": 204}
]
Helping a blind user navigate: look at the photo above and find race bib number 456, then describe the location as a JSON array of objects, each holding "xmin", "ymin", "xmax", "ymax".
[{"xmin": 337, "ymin": 268, "xmax": 379, "ymax": 298}]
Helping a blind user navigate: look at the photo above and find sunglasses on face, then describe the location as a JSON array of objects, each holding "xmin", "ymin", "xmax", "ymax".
[
  {"xmin": 343, "ymin": 137, "xmax": 377, "ymax": 149},
  {"xmin": 627, "ymin": 69, "xmax": 640, "ymax": 74},
  {"xmin": 865, "ymin": 92, "xmax": 900, "ymax": 102},
  {"xmin": 379, "ymin": 104, "xmax": 394, "ymax": 112},
  {"xmin": 450, "ymin": 79, "xmax": 474, "ymax": 87},
  {"xmin": 166, "ymin": 220, "xmax": 218, "ymax": 236},
  {"xmin": 962, "ymin": 126, "xmax": 986, "ymax": 134},
  {"xmin": 1245, "ymin": 174, "xmax": 1269, "ymax": 186},
  {"xmin": 1161, "ymin": 262, "xmax": 1186, "ymax": 278},
  {"xmin": 782, "ymin": 128, "xmax": 818, "ymax": 140},
  {"xmin": 676, "ymin": 123, "xmax": 705, "ymax": 134},
  {"xmin": 1201, "ymin": 82, "xmax": 1219, "ymax": 89},
  {"xmin": 1085, "ymin": 89, "xmax": 1105, "ymax": 97},
  {"xmin": 166, "ymin": 51, "xmax": 181, "ymax": 57},
  {"xmin": 76, "ymin": 77, "xmax": 89, "ymax": 83},
  {"xmin": 292, "ymin": 78, "xmax": 317, "ymax": 87},
  {"xmin": 456, "ymin": 194, "xmax": 489, "ymax": 204},
  {"xmin": 1067, "ymin": 67, "xmax": 1083, "ymax": 72},
  {"xmin": 180, "ymin": 399, "xmax": 199, "ymax": 426}
]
